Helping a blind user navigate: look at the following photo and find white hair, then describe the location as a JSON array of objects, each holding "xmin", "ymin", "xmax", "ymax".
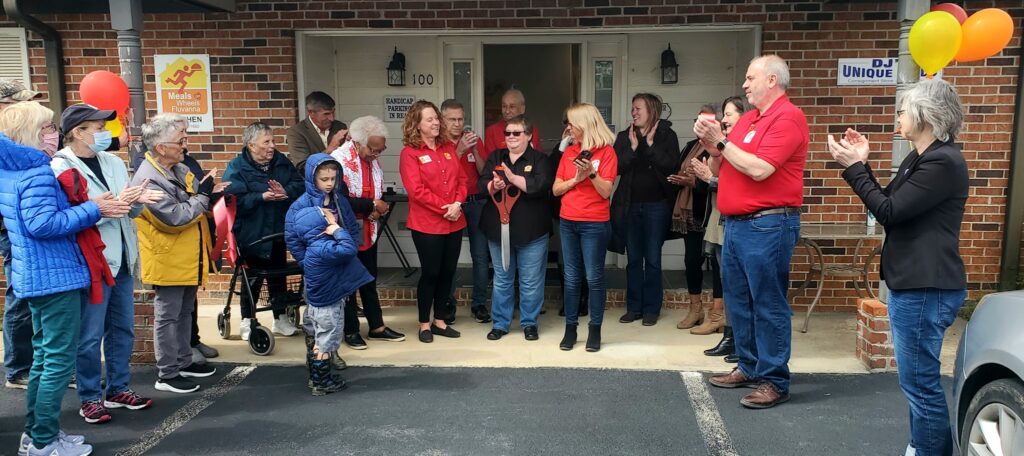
[
  {"xmin": 142, "ymin": 115, "xmax": 183, "ymax": 152},
  {"xmin": 349, "ymin": 115, "xmax": 388, "ymax": 144},
  {"xmin": 899, "ymin": 78, "xmax": 963, "ymax": 143},
  {"xmin": 753, "ymin": 54, "xmax": 791, "ymax": 90}
]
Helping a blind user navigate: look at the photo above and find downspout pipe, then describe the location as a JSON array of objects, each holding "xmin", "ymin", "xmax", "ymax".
[
  {"xmin": 2, "ymin": 0, "xmax": 66, "ymax": 114},
  {"xmin": 998, "ymin": 36, "xmax": 1024, "ymax": 291}
]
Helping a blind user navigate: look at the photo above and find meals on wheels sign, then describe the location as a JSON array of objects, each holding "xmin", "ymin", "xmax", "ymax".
[{"xmin": 155, "ymin": 54, "xmax": 214, "ymax": 132}]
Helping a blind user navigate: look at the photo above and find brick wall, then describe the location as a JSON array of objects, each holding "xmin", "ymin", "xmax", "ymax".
[{"xmin": 0, "ymin": 0, "xmax": 1021, "ymax": 315}]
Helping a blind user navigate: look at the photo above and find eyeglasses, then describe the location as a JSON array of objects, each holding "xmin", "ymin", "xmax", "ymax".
[
  {"xmin": 504, "ymin": 130, "xmax": 525, "ymax": 137},
  {"xmin": 897, "ymin": 110, "xmax": 905, "ymax": 117},
  {"xmin": 41, "ymin": 123, "xmax": 57, "ymax": 134},
  {"xmin": 160, "ymin": 138, "xmax": 188, "ymax": 147}
]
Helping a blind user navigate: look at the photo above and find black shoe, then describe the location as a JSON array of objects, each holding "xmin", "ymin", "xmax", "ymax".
[
  {"xmin": 472, "ymin": 306, "xmax": 492, "ymax": 324},
  {"xmin": 559, "ymin": 324, "xmax": 578, "ymax": 351},
  {"xmin": 724, "ymin": 354, "xmax": 739, "ymax": 363},
  {"xmin": 344, "ymin": 333, "xmax": 368, "ymax": 350},
  {"xmin": 419, "ymin": 329, "xmax": 433, "ymax": 343},
  {"xmin": 486, "ymin": 328, "xmax": 508, "ymax": 340},
  {"xmin": 430, "ymin": 324, "xmax": 461, "ymax": 338},
  {"xmin": 154, "ymin": 375, "xmax": 199, "ymax": 394},
  {"xmin": 179, "ymin": 363, "xmax": 216, "ymax": 378},
  {"xmin": 619, "ymin": 312, "xmax": 641, "ymax": 323},
  {"xmin": 523, "ymin": 325, "xmax": 539, "ymax": 341},
  {"xmin": 642, "ymin": 314, "xmax": 658, "ymax": 326},
  {"xmin": 585, "ymin": 324, "xmax": 601, "ymax": 352},
  {"xmin": 704, "ymin": 327, "xmax": 735, "ymax": 357},
  {"xmin": 367, "ymin": 327, "xmax": 406, "ymax": 342}
]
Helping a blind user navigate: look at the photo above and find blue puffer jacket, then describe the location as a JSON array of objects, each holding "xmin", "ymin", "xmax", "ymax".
[
  {"xmin": 0, "ymin": 134, "xmax": 101, "ymax": 298},
  {"xmin": 288, "ymin": 205, "xmax": 372, "ymax": 307},
  {"xmin": 284, "ymin": 153, "xmax": 360, "ymax": 263}
]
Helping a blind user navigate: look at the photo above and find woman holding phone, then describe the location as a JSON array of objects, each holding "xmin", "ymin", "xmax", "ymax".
[
  {"xmin": 610, "ymin": 93, "xmax": 681, "ymax": 327},
  {"xmin": 552, "ymin": 103, "xmax": 618, "ymax": 352}
]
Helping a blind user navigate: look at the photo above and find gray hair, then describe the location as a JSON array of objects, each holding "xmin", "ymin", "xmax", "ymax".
[
  {"xmin": 151, "ymin": 113, "xmax": 188, "ymax": 130},
  {"xmin": 142, "ymin": 115, "xmax": 184, "ymax": 152},
  {"xmin": 502, "ymin": 88, "xmax": 525, "ymax": 106},
  {"xmin": 242, "ymin": 122, "xmax": 273, "ymax": 148},
  {"xmin": 899, "ymin": 78, "xmax": 963, "ymax": 143},
  {"xmin": 349, "ymin": 116, "xmax": 388, "ymax": 144},
  {"xmin": 753, "ymin": 54, "xmax": 791, "ymax": 90}
]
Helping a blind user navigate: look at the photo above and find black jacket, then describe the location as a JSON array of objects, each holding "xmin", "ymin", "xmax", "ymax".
[
  {"xmin": 608, "ymin": 121, "xmax": 681, "ymax": 253},
  {"xmin": 477, "ymin": 146, "xmax": 555, "ymax": 246},
  {"xmin": 222, "ymin": 147, "xmax": 305, "ymax": 260},
  {"xmin": 841, "ymin": 140, "xmax": 968, "ymax": 290}
]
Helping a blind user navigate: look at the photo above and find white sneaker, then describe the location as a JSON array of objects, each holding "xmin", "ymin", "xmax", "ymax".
[
  {"xmin": 272, "ymin": 315, "xmax": 298, "ymax": 336},
  {"xmin": 19, "ymin": 431, "xmax": 86, "ymax": 456},
  {"xmin": 240, "ymin": 318, "xmax": 252, "ymax": 341},
  {"xmin": 25, "ymin": 438, "xmax": 92, "ymax": 456}
]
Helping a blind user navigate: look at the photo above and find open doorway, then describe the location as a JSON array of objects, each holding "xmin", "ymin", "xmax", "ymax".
[{"xmin": 483, "ymin": 44, "xmax": 580, "ymax": 151}]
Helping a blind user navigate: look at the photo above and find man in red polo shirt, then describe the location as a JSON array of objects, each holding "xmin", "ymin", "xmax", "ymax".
[
  {"xmin": 693, "ymin": 55, "xmax": 808, "ymax": 409},
  {"xmin": 440, "ymin": 99, "xmax": 491, "ymax": 324},
  {"xmin": 483, "ymin": 89, "xmax": 541, "ymax": 158}
]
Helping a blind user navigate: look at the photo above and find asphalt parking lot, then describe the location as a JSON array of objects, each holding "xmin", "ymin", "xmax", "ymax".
[{"xmin": 0, "ymin": 364, "xmax": 944, "ymax": 455}]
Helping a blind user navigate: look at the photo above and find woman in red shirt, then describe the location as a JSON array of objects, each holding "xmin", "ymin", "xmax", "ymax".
[
  {"xmin": 399, "ymin": 100, "xmax": 467, "ymax": 343},
  {"xmin": 552, "ymin": 103, "xmax": 618, "ymax": 353}
]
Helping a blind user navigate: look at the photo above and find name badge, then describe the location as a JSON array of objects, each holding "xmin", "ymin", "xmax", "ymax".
[
  {"xmin": 592, "ymin": 159, "xmax": 601, "ymax": 174},
  {"xmin": 523, "ymin": 165, "xmax": 532, "ymax": 172},
  {"xmin": 743, "ymin": 130, "xmax": 756, "ymax": 144},
  {"xmin": 444, "ymin": 153, "xmax": 452, "ymax": 160},
  {"xmin": 467, "ymin": 153, "xmax": 476, "ymax": 163},
  {"xmin": 418, "ymin": 155, "xmax": 432, "ymax": 164}
]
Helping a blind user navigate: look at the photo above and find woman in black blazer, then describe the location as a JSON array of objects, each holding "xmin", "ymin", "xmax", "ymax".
[{"xmin": 827, "ymin": 78, "xmax": 967, "ymax": 456}]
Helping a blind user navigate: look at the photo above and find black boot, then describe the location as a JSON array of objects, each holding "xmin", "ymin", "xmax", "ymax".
[
  {"xmin": 585, "ymin": 324, "xmax": 601, "ymax": 352},
  {"xmin": 559, "ymin": 324, "xmax": 578, "ymax": 351},
  {"xmin": 704, "ymin": 326, "xmax": 735, "ymax": 357},
  {"xmin": 309, "ymin": 351, "xmax": 347, "ymax": 396}
]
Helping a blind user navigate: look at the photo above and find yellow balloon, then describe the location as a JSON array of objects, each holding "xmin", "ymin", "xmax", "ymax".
[
  {"xmin": 105, "ymin": 117, "xmax": 123, "ymax": 137},
  {"xmin": 909, "ymin": 11, "xmax": 962, "ymax": 76}
]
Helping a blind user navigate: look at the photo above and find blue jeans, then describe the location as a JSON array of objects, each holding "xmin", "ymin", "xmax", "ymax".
[
  {"xmin": 3, "ymin": 249, "xmax": 34, "ymax": 381},
  {"xmin": 25, "ymin": 290, "xmax": 81, "ymax": 447},
  {"xmin": 459, "ymin": 198, "xmax": 491, "ymax": 310},
  {"xmin": 488, "ymin": 234, "xmax": 549, "ymax": 332},
  {"xmin": 625, "ymin": 201, "xmax": 671, "ymax": 316},
  {"xmin": 722, "ymin": 213, "xmax": 800, "ymax": 393},
  {"xmin": 889, "ymin": 288, "xmax": 965, "ymax": 456},
  {"xmin": 560, "ymin": 219, "xmax": 609, "ymax": 326},
  {"xmin": 76, "ymin": 267, "xmax": 136, "ymax": 403}
]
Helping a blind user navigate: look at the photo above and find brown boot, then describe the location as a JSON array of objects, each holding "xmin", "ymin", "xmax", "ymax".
[
  {"xmin": 691, "ymin": 299, "xmax": 725, "ymax": 335},
  {"xmin": 676, "ymin": 294, "xmax": 704, "ymax": 329}
]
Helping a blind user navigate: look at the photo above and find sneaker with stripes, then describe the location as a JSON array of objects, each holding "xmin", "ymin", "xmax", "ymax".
[
  {"xmin": 78, "ymin": 400, "xmax": 112, "ymax": 424},
  {"xmin": 104, "ymin": 389, "xmax": 153, "ymax": 410}
]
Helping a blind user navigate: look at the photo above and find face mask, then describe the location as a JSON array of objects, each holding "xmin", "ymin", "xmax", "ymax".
[
  {"xmin": 88, "ymin": 130, "xmax": 112, "ymax": 153},
  {"xmin": 41, "ymin": 131, "xmax": 59, "ymax": 157}
]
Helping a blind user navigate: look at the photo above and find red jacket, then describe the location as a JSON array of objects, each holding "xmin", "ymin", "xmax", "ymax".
[
  {"xmin": 56, "ymin": 168, "xmax": 114, "ymax": 304},
  {"xmin": 399, "ymin": 140, "xmax": 467, "ymax": 234}
]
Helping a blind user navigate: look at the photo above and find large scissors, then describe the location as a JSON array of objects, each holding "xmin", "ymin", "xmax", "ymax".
[{"xmin": 490, "ymin": 165, "xmax": 521, "ymax": 271}]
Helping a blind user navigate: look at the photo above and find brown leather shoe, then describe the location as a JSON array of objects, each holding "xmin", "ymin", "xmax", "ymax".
[
  {"xmin": 740, "ymin": 382, "xmax": 790, "ymax": 409},
  {"xmin": 708, "ymin": 368, "xmax": 758, "ymax": 389}
]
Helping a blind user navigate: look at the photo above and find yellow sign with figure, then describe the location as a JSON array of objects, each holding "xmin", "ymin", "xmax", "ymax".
[{"xmin": 155, "ymin": 54, "xmax": 214, "ymax": 132}]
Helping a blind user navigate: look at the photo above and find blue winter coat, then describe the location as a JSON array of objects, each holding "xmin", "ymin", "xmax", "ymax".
[
  {"xmin": 288, "ymin": 205, "xmax": 372, "ymax": 307},
  {"xmin": 284, "ymin": 153, "xmax": 361, "ymax": 263},
  {"xmin": 0, "ymin": 134, "xmax": 101, "ymax": 298},
  {"xmin": 222, "ymin": 147, "xmax": 304, "ymax": 260}
]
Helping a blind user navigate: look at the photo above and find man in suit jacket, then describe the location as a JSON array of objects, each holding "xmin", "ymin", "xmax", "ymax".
[{"xmin": 286, "ymin": 91, "xmax": 348, "ymax": 172}]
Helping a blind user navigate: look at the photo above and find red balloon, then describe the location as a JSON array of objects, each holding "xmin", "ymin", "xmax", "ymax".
[
  {"xmin": 930, "ymin": 3, "xmax": 968, "ymax": 24},
  {"xmin": 79, "ymin": 70, "xmax": 129, "ymax": 115}
]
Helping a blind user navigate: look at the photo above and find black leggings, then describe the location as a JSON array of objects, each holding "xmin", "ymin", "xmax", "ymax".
[
  {"xmin": 345, "ymin": 242, "xmax": 385, "ymax": 334},
  {"xmin": 241, "ymin": 241, "xmax": 286, "ymax": 319},
  {"xmin": 683, "ymin": 231, "xmax": 722, "ymax": 298},
  {"xmin": 411, "ymin": 229, "xmax": 463, "ymax": 323}
]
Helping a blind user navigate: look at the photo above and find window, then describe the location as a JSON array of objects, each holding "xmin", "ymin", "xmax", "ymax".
[
  {"xmin": 593, "ymin": 59, "xmax": 614, "ymax": 126},
  {"xmin": 452, "ymin": 61, "xmax": 473, "ymax": 129},
  {"xmin": 0, "ymin": 28, "xmax": 31, "ymax": 89}
]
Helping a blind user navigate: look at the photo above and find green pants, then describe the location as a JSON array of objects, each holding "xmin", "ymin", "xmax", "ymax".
[{"xmin": 24, "ymin": 290, "xmax": 81, "ymax": 447}]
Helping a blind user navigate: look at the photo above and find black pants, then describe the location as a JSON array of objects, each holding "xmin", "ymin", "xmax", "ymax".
[
  {"xmin": 411, "ymin": 229, "xmax": 463, "ymax": 323},
  {"xmin": 241, "ymin": 241, "xmax": 286, "ymax": 319},
  {"xmin": 683, "ymin": 231, "xmax": 722, "ymax": 298},
  {"xmin": 345, "ymin": 242, "xmax": 385, "ymax": 334}
]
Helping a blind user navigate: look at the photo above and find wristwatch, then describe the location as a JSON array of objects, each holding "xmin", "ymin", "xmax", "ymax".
[{"xmin": 716, "ymin": 138, "xmax": 730, "ymax": 151}]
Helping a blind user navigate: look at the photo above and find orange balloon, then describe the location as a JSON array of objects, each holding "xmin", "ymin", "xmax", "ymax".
[{"xmin": 955, "ymin": 8, "xmax": 1014, "ymax": 62}]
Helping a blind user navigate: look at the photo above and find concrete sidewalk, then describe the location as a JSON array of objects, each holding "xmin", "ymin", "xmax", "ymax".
[{"xmin": 196, "ymin": 303, "xmax": 966, "ymax": 374}]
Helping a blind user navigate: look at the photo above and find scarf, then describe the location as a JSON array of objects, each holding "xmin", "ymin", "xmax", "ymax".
[
  {"xmin": 56, "ymin": 168, "xmax": 114, "ymax": 304},
  {"xmin": 332, "ymin": 140, "xmax": 383, "ymax": 249},
  {"xmin": 671, "ymin": 141, "xmax": 706, "ymax": 234}
]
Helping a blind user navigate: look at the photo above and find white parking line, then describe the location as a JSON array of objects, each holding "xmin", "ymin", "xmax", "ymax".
[
  {"xmin": 680, "ymin": 371, "xmax": 739, "ymax": 456},
  {"xmin": 115, "ymin": 365, "xmax": 257, "ymax": 456}
]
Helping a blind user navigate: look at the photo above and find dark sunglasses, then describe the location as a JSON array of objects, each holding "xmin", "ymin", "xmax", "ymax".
[{"xmin": 504, "ymin": 130, "xmax": 525, "ymax": 137}]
